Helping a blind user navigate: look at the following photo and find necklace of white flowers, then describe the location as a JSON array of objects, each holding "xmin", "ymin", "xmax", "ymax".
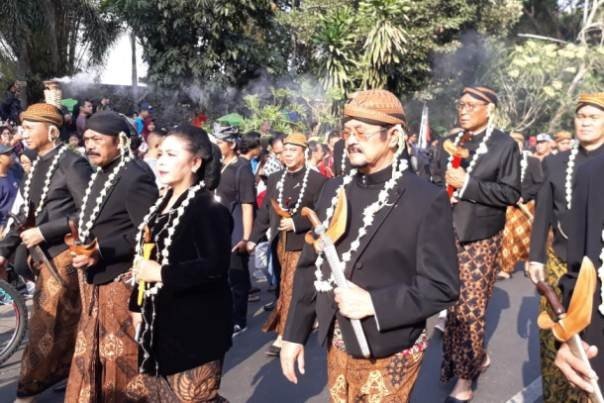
[
  {"xmin": 520, "ymin": 151, "xmax": 529, "ymax": 184},
  {"xmin": 277, "ymin": 165, "xmax": 310, "ymax": 215},
  {"xmin": 78, "ymin": 132, "xmax": 132, "ymax": 243},
  {"xmin": 564, "ymin": 140, "xmax": 580, "ymax": 210},
  {"xmin": 20, "ymin": 144, "xmax": 68, "ymax": 219},
  {"xmin": 447, "ymin": 125, "xmax": 495, "ymax": 197},
  {"xmin": 136, "ymin": 181, "xmax": 205, "ymax": 373},
  {"xmin": 314, "ymin": 128, "xmax": 408, "ymax": 292},
  {"xmin": 598, "ymin": 229, "xmax": 604, "ymax": 316}
]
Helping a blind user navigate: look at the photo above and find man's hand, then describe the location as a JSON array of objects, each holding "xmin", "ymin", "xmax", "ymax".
[
  {"xmin": 232, "ymin": 240, "xmax": 248, "ymax": 253},
  {"xmin": 72, "ymin": 253, "xmax": 99, "ymax": 269},
  {"xmin": 20, "ymin": 227, "xmax": 45, "ymax": 248},
  {"xmin": 279, "ymin": 218, "xmax": 294, "ymax": 232},
  {"xmin": 280, "ymin": 341, "xmax": 305, "ymax": 384},
  {"xmin": 555, "ymin": 341, "xmax": 599, "ymax": 393},
  {"xmin": 445, "ymin": 167, "xmax": 468, "ymax": 190},
  {"xmin": 527, "ymin": 261, "xmax": 545, "ymax": 284},
  {"xmin": 334, "ymin": 281, "xmax": 375, "ymax": 320},
  {"xmin": 133, "ymin": 259, "xmax": 163, "ymax": 283}
]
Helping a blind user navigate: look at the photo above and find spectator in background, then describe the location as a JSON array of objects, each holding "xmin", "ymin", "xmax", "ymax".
[
  {"xmin": 0, "ymin": 82, "xmax": 22, "ymax": 124},
  {"xmin": 97, "ymin": 96, "xmax": 112, "ymax": 112},
  {"xmin": 264, "ymin": 132, "xmax": 285, "ymax": 177},
  {"xmin": 67, "ymin": 133, "xmax": 85, "ymax": 155},
  {"xmin": 0, "ymin": 144, "xmax": 19, "ymax": 231},
  {"xmin": 143, "ymin": 129, "xmax": 167, "ymax": 186},
  {"xmin": 554, "ymin": 130, "xmax": 573, "ymax": 153},
  {"xmin": 1, "ymin": 126, "xmax": 12, "ymax": 146},
  {"xmin": 307, "ymin": 140, "xmax": 333, "ymax": 178},
  {"xmin": 534, "ymin": 133, "xmax": 553, "ymax": 160},
  {"xmin": 135, "ymin": 103, "xmax": 153, "ymax": 140},
  {"xmin": 75, "ymin": 99, "xmax": 93, "ymax": 136}
]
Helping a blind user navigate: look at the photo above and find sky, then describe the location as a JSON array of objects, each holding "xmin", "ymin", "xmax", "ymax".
[{"xmin": 98, "ymin": 32, "xmax": 148, "ymax": 86}]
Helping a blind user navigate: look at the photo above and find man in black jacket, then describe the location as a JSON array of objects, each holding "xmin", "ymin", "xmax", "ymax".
[
  {"xmin": 557, "ymin": 98, "xmax": 604, "ymax": 393},
  {"xmin": 281, "ymin": 90, "xmax": 459, "ymax": 402},
  {"xmin": 249, "ymin": 132, "xmax": 326, "ymax": 356},
  {"xmin": 65, "ymin": 111, "xmax": 158, "ymax": 402},
  {"xmin": 432, "ymin": 86, "xmax": 520, "ymax": 402},
  {"xmin": 0, "ymin": 102, "xmax": 92, "ymax": 402},
  {"xmin": 528, "ymin": 93, "xmax": 604, "ymax": 403},
  {"xmin": 497, "ymin": 132, "xmax": 544, "ymax": 280}
]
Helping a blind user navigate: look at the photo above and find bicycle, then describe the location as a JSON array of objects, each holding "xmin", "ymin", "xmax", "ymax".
[{"xmin": 0, "ymin": 269, "xmax": 28, "ymax": 365}]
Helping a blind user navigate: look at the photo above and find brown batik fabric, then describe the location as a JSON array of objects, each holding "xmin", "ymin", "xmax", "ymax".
[
  {"xmin": 497, "ymin": 202, "xmax": 535, "ymax": 274},
  {"xmin": 326, "ymin": 334, "xmax": 425, "ymax": 403},
  {"xmin": 126, "ymin": 360, "xmax": 228, "ymax": 403},
  {"xmin": 441, "ymin": 232, "xmax": 502, "ymax": 382},
  {"xmin": 17, "ymin": 249, "xmax": 80, "ymax": 398},
  {"xmin": 539, "ymin": 248, "xmax": 587, "ymax": 403},
  {"xmin": 65, "ymin": 274, "xmax": 141, "ymax": 403},
  {"xmin": 262, "ymin": 238, "xmax": 301, "ymax": 336}
]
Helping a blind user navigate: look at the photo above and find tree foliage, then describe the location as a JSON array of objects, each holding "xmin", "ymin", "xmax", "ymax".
[
  {"xmin": 0, "ymin": 0, "xmax": 120, "ymax": 100},
  {"xmin": 107, "ymin": 0, "xmax": 290, "ymax": 89}
]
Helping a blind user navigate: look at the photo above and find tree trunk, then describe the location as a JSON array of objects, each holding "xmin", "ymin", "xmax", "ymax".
[{"xmin": 130, "ymin": 31, "xmax": 138, "ymax": 97}]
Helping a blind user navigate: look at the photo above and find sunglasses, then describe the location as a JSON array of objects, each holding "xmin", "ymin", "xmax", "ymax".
[{"xmin": 341, "ymin": 126, "xmax": 386, "ymax": 142}]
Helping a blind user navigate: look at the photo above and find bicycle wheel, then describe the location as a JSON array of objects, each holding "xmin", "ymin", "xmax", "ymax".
[{"xmin": 0, "ymin": 279, "xmax": 28, "ymax": 365}]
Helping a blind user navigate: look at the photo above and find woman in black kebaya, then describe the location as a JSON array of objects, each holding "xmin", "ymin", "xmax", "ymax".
[{"xmin": 127, "ymin": 124, "xmax": 233, "ymax": 402}]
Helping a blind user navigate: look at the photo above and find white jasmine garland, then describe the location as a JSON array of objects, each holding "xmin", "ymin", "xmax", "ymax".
[
  {"xmin": 564, "ymin": 140, "xmax": 579, "ymax": 210},
  {"xmin": 21, "ymin": 145, "xmax": 68, "ymax": 219},
  {"xmin": 598, "ymin": 229, "xmax": 604, "ymax": 316},
  {"xmin": 136, "ymin": 181, "xmax": 205, "ymax": 374},
  {"xmin": 314, "ymin": 134, "xmax": 408, "ymax": 292},
  {"xmin": 134, "ymin": 181, "xmax": 206, "ymax": 296},
  {"xmin": 78, "ymin": 148, "xmax": 132, "ymax": 243},
  {"xmin": 446, "ymin": 126, "xmax": 495, "ymax": 189},
  {"xmin": 341, "ymin": 146, "xmax": 347, "ymax": 175},
  {"xmin": 276, "ymin": 166, "xmax": 310, "ymax": 215},
  {"xmin": 520, "ymin": 151, "xmax": 529, "ymax": 184}
]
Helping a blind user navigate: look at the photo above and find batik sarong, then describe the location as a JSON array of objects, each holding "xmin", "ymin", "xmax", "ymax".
[
  {"xmin": 498, "ymin": 202, "xmax": 534, "ymax": 274},
  {"xmin": 327, "ymin": 322, "xmax": 426, "ymax": 403},
  {"xmin": 17, "ymin": 249, "xmax": 80, "ymax": 397},
  {"xmin": 65, "ymin": 274, "xmax": 141, "ymax": 403},
  {"xmin": 126, "ymin": 359, "xmax": 228, "ymax": 402},
  {"xmin": 539, "ymin": 248, "xmax": 587, "ymax": 403},
  {"xmin": 441, "ymin": 231, "xmax": 502, "ymax": 382},
  {"xmin": 262, "ymin": 238, "xmax": 301, "ymax": 336}
]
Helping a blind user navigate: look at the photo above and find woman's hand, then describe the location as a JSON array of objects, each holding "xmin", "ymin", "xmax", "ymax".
[{"xmin": 133, "ymin": 259, "xmax": 163, "ymax": 283}]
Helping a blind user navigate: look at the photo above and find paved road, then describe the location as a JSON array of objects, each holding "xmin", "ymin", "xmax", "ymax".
[{"xmin": 0, "ymin": 266, "xmax": 543, "ymax": 402}]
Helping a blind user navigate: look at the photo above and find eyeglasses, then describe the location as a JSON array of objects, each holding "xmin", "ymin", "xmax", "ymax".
[
  {"xmin": 341, "ymin": 126, "xmax": 385, "ymax": 142},
  {"xmin": 455, "ymin": 101, "xmax": 487, "ymax": 112}
]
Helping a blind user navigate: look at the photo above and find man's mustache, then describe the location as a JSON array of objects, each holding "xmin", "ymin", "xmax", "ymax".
[
  {"xmin": 86, "ymin": 151, "xmax": 100, "ymax": 157},
  {"xmin": 347, "ymin": 145, "xmax": 362, "ymax": 153}
]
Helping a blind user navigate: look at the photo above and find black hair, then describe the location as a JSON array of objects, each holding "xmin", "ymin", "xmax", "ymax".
[
  {"xmin": 269, "ymin": 132, "xmax": 285, "ymax": 147},
  {"xmin": 239, "ymin": 131, "xmax": 261, "ymax": 154},
  {"xmin": 327, "ymin": 130, "xmax": 340, "ymax": 141},
  {"xmin": 168, "ymin": 124, "xmax": 220, "ymax": 189},
  {"xmin": 307, "ymin": 140, "xmax": 321, "ymax": 153}
]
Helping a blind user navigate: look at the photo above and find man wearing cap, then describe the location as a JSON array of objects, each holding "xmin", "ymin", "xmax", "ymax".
[
  {"xmin": 496, "ymin": 132, "xmax": 544, "ymax": 280},
  {"xmin": 65, "ymin": 111, "xmax": 158, "ymax": 402},
  {"xmin": 249, "ymin": 132, "xmax": 327, "ymax": 356},
  {"xmin": 0, "ymin": 101, "xmax": 93, "ymax": 402},
  {"xmin": 529, "ymin": 93, "xmax": 604, "ymax": 402},
  {"xmin": 432, "ymin": 86, "xmax": 520, "ymax": 401},
  {"xmin": 213, "ymin": 126, "xmax": 257, "ymax": 336},
  {"xmin": 557, "ymin": 97, "xmax": 604, "ymax": 392},
  {"xmin": 535, "ymin": 133, "xmax": 554, "ymax": 160},
  {"xmin": 555, "ymin": 130, "xmax": 574, "ymax": 153},
  {"xmin": 281, "ymin": 90, "xmax": 459, "ymax": 401}
]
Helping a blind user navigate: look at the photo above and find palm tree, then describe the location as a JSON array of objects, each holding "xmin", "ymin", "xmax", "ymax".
[{"xmin": 0, "ymin": 0, "xmax": 121, "ymax": 101}]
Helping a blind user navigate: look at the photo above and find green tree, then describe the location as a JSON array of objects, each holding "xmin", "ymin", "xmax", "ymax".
[
  {"xmin": 108, "ymin": 0, "xmax": 290, "ymax": 89},
  {"xmin": 0, "ymin": 0, "xmax": 121, "ymax": 100}
]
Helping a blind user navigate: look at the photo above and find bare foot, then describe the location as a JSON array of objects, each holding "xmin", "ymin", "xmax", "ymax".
[{"xmin": 449, "ymin": 378, "xmax": 473, "ymax": 401}]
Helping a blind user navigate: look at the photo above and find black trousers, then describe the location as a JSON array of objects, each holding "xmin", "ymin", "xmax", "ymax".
[{"xmin": 229, "ymin": 251, "xmax": 251, "ymax": 327}]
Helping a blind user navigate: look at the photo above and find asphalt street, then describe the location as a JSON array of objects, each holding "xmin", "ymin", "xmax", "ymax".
[{"xmin": 0, "ymin": 265, "xmax": 543, "ymax": 402}]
